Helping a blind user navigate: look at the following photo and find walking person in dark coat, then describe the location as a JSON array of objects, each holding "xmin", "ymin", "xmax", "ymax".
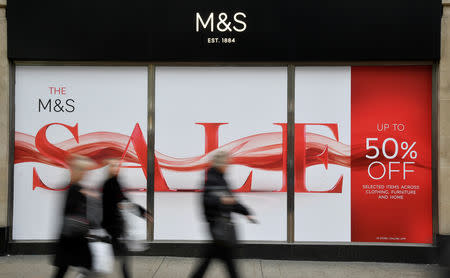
[
  {"xmin": 101, "ymin": 159, "xmax": 152, "ymax": 278},
  {"xmin": 52, "ymin": 155, "xmax": 98, "ymax": 278},
  {"xmin": 190, "ymin": 151, "xmax": 257, "ymax": 278}
]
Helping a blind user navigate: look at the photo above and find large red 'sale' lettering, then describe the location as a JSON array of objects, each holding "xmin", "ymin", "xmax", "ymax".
[
  {"xmin": 196, "ymin": 123, "xmax": 253, "ymax": 192},
  {"xmin": 275, "ymin": 123, "xmax": 342, "ymax": 193},
  {"xmin": 194, "ymin": 122, "xmax": 342, "ymax": 193},
  {"xmin": 119, "ymin": 123, "xmax": 148, "ymax": 178},
  {"xmin": 294, "ymin": 123, "xmax": 342, "ymax": 193},
  {"xmin": 33, "ymin": 123, "xmax": 79, "ymax": 191}
]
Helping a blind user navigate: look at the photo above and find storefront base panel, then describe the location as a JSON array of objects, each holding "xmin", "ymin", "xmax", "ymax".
[
  {"xmin": 0, "ymin": 227, "xmax": 7, "ymax": 256},
  {"xmin": 7, "ymin": 242, "xmax": 438, "ymax": 264},
  {"xmin": 437, "ymin": 235, "xmax": 450, "ymax": 266}
]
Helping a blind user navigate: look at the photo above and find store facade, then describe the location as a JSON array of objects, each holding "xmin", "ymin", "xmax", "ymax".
[{"xmin": 0, "ymin": 0, "xmax": 447, "ymax": 262}]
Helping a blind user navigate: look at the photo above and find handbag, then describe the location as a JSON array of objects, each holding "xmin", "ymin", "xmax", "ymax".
[
  {"xmin": 119, "ymin": 201, "xmax": 150, "ymax": 252},
  {"xmin": 61, "ymin": 215, "xmax": 89, "ymax": 237},
  {"xmin": 88, "ymin": 229, "xmax": 114, "ymax": 274},
  {"xmin": 211, "ymin": 216, "xmax": 237, "ymax": 246}
]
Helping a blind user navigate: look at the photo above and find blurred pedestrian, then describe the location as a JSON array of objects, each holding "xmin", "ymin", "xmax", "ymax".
[
  {"xmin": 190, "ymin": 151, "xmax": 257, "ymax": 278},
  {"xmin": 101, "ymin": 159, "xmax": 153, "ymax": 278},
  {"xmin": 52, "ymin": 155, "xmax": 97, "ymax": 278}
]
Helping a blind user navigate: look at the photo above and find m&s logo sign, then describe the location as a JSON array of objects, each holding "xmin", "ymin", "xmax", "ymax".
[{"xmin": 195, "ymin": 12, "xmax": 247, "ymax": 32}]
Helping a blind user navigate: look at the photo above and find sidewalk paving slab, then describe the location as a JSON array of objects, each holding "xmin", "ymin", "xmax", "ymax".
[{"xmin": 0, "ymin": 255, "xmax": 443, "ymax": 278}]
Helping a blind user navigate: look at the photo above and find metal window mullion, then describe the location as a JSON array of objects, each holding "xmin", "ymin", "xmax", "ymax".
[
  {"xmin": 147, "ymin": 65, "xmax": 156, "ymax": 241},
  {"xmin": 7, "ymin": 62, "xmax": 16, "ymax": 245},
  {"xmin": 287, "ymin": 65, "xmax": 295, "ymax": 243}
]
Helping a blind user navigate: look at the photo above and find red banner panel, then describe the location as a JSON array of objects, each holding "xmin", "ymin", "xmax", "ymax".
[{"xmin": 351, "ymin": 66, "xmax": 432, "ymax": 243}]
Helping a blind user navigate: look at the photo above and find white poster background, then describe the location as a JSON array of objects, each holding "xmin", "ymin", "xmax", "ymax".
[
  {"xmin": 14, "ymin": 66, "xmax": 148, "ymax": 240},
  {"xmin": 155, "ymin": 67, "xmax": 287, "ymax": 241},
  {"xmin": 294, "ymin": 67, "xmax": 351, "ymax": 242}
]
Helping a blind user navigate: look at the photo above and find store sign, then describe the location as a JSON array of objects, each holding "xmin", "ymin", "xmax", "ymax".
[
  {"xmin": 7, "ymin": 0, "xmax": 441, "ymax": 61},
  {"xmin": 195, "ymin": 12, "xmax": 247, "ymax": 45},
  {"xmin": 195, "ymin": 12, "xmax": 247, "ymax": 32}
]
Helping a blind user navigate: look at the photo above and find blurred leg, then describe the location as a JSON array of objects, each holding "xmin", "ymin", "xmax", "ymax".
[
  {"xmin": 52, "ymin": 264, "xmax": 69, "ymax": 278},
  {"xmin": 74, "ymin": 272, "xmax": 86, "ymax": 278},
  {"xmin": 75, "ymin": 268, "xmax": 94, "ymax": 278},
  {"xmin": 112, "ymin": 236, "xmax": 131, "ymax": 278},
  {"xmin": 219, "ymin": 245, "xmax": 239, "ymax": 278},
  {"xmin": 190, "ymin": 243, "xmax": 216, "ymax": 278},
  {"xmin": 190, "ymin": 257, "xmax": 212, "ymax": 278},
  {"xmin": 120, "ymin": 255, "xmax": 131, "ymax": 278},
  {"xmin": 222, "ymin": 256, "xmax": 239, "ymax": 278}
]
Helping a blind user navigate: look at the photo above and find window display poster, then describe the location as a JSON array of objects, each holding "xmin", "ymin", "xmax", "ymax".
[{"xmin": 13, "ymin": 66, "xmax": 148, "ymax": 240}]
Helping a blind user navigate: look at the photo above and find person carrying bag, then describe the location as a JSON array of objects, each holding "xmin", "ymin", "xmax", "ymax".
[
  {"xmin": 52, "ymin": 156, "xmax": 95, "ymax": 278},
  {"xmin": 101, "ymin": 159, "xmax": 153, "ymax": 278}
]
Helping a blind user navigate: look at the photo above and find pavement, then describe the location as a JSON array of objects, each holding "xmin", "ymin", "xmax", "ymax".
[{"xmin": 0, "ymin": 255, "xmax": 444, "ymax": 278}]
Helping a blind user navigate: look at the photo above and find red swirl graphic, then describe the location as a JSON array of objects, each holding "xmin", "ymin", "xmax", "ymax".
[{"xmin": 14, "ymin": 123, "xmax": 353, "ymax": 192}]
